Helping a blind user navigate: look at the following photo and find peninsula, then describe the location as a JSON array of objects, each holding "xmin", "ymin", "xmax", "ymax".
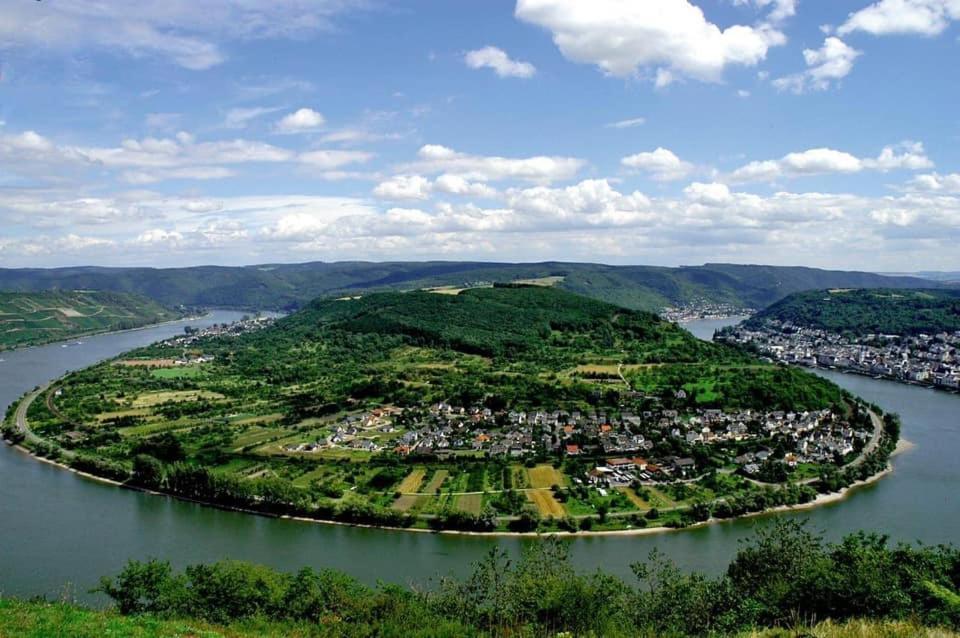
[{"xmin": 3, "ymin": 285, "xmax": 899, "ymax": 533}]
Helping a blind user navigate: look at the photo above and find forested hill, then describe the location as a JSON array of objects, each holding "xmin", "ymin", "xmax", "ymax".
[
  {"xmin": 219, "ymin": 285, "xmax": 838, "ymax": 411},
  {"xmin": 743, "ymin": 288, "xmax": 960, "ymax": 336},
  {"xmin": 298, "ymin": 284, "xmax": 723, "ymax": 361},
  {"xmin": 0, "ymin": 261, "xmax": 947, "ymax": 313},
  {"xmin": 0, "ymin": 291, "xmax": 183, "ymax": 350}
]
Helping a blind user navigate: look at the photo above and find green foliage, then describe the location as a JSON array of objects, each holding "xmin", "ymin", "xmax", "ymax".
[
  {"xmin": 86, "ymin": 523, "xmax": 960, "ymax": 637},
  {"xmin": 745, "ymin": 288, "xmax": 960, "ymax": 336}
]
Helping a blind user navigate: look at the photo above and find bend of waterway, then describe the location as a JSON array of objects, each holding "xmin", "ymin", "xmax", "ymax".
[{"xmin": 0, "ymin": 315, "xmax": 956, "ymax": 603}]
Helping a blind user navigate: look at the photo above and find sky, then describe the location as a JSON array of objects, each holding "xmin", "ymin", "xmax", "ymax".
[{"xmin": 0, "ymin": 0, "xmax": 958, "ymax": 271}]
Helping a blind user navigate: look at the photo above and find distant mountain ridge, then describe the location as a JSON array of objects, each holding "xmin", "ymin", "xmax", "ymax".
[{"xmin": 0, "ymin": 261, "xmax": 949, "ymax": 313}]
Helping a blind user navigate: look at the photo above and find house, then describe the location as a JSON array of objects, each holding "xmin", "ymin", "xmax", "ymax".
[{"xmin": 606, "ymin": 458, "xmax": 634, "ymax": 470}]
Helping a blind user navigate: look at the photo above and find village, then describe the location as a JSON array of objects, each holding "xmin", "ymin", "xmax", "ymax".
[
  {"xmin": 282, "ymin": 400, "xmax": 872, "ymax": 486},
  {"xmin": 718, "ymin": 322, "xmax": 960, "ymax": 391},
  {"xmin": 160, "ymin": 314, "xmax": 277, "ymax": 348},
  {"xmin": 660, "ymin": 300, "xmax": 755, "ymax": 323}
]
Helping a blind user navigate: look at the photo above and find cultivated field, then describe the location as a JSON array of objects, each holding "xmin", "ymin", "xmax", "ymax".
[
  {"xmin": 527, "ymin": 489, "xmax": 565, "ymax": 518},
  {"xmin": 422, "ymin": 470, "xmax": 449, "ymax": 494},
  {"xmin": 455, "ymin": 493, "xmax": 483, "ymax": 515},
  {"xmin": 396, "ymin": 468, "xmax": 426, "ymax": 493},
  {"xmin": 528, "ymin": 464, "xmax": 565, "ymax": 489}
]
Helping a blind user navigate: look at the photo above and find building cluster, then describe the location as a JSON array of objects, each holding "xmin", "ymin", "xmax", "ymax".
[
  {"xmin": 719, "ymin": 321, "xmax": 960, "ymax": 391},
  {"xmin": 161, "ymin": 315, "xmax": 276, "ymax": 348},
  {"xmin": 660, "ymin": 300, "xmax": 754, "ymax": 323},
  {"xmin": 281, "ymin": 400, "xmax": 863, "ymax": 486}
]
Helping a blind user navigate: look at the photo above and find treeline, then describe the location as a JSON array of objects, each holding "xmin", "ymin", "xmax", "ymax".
[{"xmin": 92, "ymin": 521, "xmax": 960, "ymax": 637}]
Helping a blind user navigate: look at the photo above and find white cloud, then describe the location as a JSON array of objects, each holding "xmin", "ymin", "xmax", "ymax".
[
  {"xmin": 223, "ymin": 106, "xmax": 282, "ymax": 129},
  {"xmin": 515, "ymin": 0, "xmax": 785, "ymax": 83},
  {"xmin": 906, "ymin": 172, "xmax": 960, "ymax": 192},
  {"xmin": 728, "ymin": 143, "xmax": 933, "ymax": 183},
  {"xmin": 0, "ymin": 128, "xmax": 299, "ymax": 185},
  {"xmin": 773, "ymin": 37, "xmax": 862, "ymax": 93},
  {"xmin": 838, "ymin": 0, "xmax": 960, "ymax": 36},
  {"xmin": 319, "ymin": 128, "xmax": 407, "ymax": 145},
  {"xmin": 864, "ymin": 141, "xmax": 935, "ymax": 170},
  {"xmin": 434, "ymin": 174, "xmax": 498, "ymax": 198},
  {"xmin": 2, "ymin": 183, "xmax": 959, "ymax": 270},
  {"xmin": 298, "ymin": 149, "xmax": 374, "ymax": 170},
  {"xmin": 465, "ymin": 46, "xmax": 536, "ymax": 78},
  {"xmin": 400, "ymin": 144, "xmax": 584, "ymax": 184},
  {"xmin": 373, "ymin": 174, "xmax": 497, "ymax": 200},
  {"xmin": 135, "ymin": 228, "xmax": 185, "ymax": 247},
  {"xmin": 373, "ymin": 175, "xmax": 433, "ymax": 200},
  {"xmin": 684, "ymin": 181, "xmax": 733, "ymax": 205},
  {"xmin": 0, "ymin": 1, "xmax": 365, "ymax": 70},
  {"xmin": 275, "ymin": 108, "xmax": 326, "ymax": 133},
  {"xmin": 621, "ymin": 148, "xmax": 694, "ymax": 181},
  {"xmin": 734, "ymin": 0, "xmax": 798, "ymax": 23},
  {"xmin": 605, "ymin": 117, "xmax": 646, "ymax": 129}
]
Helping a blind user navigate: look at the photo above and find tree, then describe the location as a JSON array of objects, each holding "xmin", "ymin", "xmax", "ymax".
[{"xmin": 131, "ymin": 454, "xmax": 164, "ymax": 490}]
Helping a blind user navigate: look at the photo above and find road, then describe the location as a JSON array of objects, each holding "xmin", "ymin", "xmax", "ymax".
[{"xmin": 12, "ymin": 384, "xmax": 49, "ymax": 446}]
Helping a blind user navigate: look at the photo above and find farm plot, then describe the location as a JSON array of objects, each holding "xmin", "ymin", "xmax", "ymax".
[
  {"xmin": 422, "ymin": 469, "xmax": 449, "ymax": 494},
  {"xmin": 619, "ymin": 487, "xmax": 651, "ymax": 510},
  {"xmin": 527, "ymin": 464, "xmax": 565, "ymax": 489},
  {"xmin": 395, "ymin": 468, "xmax": 426, "ymax": 494},
  {"xmin": 455, "ymin": 493, "xmax": 483, "ymax": 515},
  {"xmin": 527, "ymin": 489, "xmax": 565, "ymax": 518},
  {"xmin": 131, "ymin": 390, "xmax": 224, "ymax": 408}
]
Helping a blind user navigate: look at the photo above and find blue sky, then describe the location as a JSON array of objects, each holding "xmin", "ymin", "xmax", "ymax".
[{"xmin": 0, "ymin": 0, "xmax": 957, "ymax": 270}]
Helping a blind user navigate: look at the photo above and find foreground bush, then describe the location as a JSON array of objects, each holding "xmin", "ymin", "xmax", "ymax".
[{"xmin": 86, "ymin": 521, "xmax": 960, "ymax": 637}]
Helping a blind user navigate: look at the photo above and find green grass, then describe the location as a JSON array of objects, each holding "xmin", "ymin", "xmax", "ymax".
[
  {"xmin": 0, "ymin": 599, "xmax": 320, "ymax": 638},
  {"xmin": 151, "ymin": 366, "xmax": 205, "ymax": 380},
  {"xmin": 4, "ymin": 598, "xmax": 954, "ymax": 638}
]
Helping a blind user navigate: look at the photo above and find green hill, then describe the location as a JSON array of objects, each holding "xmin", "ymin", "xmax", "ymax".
[
  {"xmin": 0, "ymin": 261, "xmax": 948, "ymax": 312},
  {"xmin": 7, "ymin": 285, "xmax": 859, "ymax": 535},
  {"xmin": 743, "ymin": 288, "xmax": 960, "ymax": 336},
  {"xmin": 0, "ymin": 291, "xmax": 184, "ymax": 350}
]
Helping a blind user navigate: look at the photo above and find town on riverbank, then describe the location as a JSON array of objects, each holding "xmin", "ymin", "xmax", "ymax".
[{"xmin": 718, "ymin": 322, "xmax": 960, "ymax": 392}]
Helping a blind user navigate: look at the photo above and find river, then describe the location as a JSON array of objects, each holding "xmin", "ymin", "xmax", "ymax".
[{"xmin": 0, "ymin": 315, "xmax": 957, "ymax": 602}]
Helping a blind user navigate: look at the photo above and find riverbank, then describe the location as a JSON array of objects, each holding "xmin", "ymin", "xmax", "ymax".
[
  {"xmin": 3, "ymin": 373, "xmax": 904, "ymax": 539},
  {"xmin": 803, "ymin": 365, "xmax": 960, "ymax": 395},
  {"xmin": 3, "ymin": 432, "xmax": 905, "ymax": 539}
]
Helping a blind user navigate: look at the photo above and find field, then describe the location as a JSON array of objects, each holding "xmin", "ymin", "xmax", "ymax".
[
  {"xmin": 526, "ymin": 489, "xmax": 566, "ymax": 518},
  {"xmin": 422, "ymin": 470, "xmax": 449, "ymax": 494},
  {"xmin": 396, "ymin": 468, "xmax": 426, "ymax": 493},
  {"xmin": 455, "ymin": 493, "xmax": 483, "ymax": 515},
  {"xmin": 527, "ymin": 464, "xmax": 565, "ymax": 489}
]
